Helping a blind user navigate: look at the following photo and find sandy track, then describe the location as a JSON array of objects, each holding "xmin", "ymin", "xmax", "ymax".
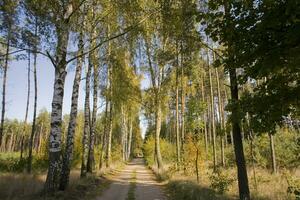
[{"xmin": 96, "ymin": 158, "xmax": 167, "ymax": 200}]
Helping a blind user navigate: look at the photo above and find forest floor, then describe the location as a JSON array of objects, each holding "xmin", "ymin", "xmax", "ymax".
[{"xmin": 97, "ymin": 158, "xmax": 167, "ymax": 200}]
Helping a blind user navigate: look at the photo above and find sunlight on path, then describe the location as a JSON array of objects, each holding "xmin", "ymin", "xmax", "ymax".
[{"xmin": 96, "ymin": 158, "xmax": 167, "ymax": 200}]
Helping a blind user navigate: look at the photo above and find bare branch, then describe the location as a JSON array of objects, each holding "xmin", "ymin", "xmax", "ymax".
[
  {"xmin": 0, "ymin": 49, "xmax": 26, "ymax": 57},
  {"xmin": 0, "ymin": 41, "xmax": 49, "ymax": 58},
  {"xmin": 46, "ymin": 51, "xmax": 57, "ymax": 68},
  {"xmin": 200, "ymin": 41, "xmax": 224, "ymax": 60}
]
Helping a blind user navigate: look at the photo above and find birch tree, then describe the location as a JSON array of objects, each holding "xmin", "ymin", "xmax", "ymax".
[
  {"xmin": 60, "ymin": 30, "xmax": 84, "ymax": 189},
  {"xmin": 81, "ymin": 45, "xmax": 92, "ymax": 177},
  {"xmin": 25, "ymin": 0, "xmax": 84, "ymax": 193}
]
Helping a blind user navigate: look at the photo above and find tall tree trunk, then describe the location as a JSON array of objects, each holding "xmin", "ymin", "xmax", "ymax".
[
  {"xmin": 99, "ymin": 113, "xmax": 107, "ymax": 169},
  {"xmin": 105, "ymin": 31, "xmax": 113, "ymax": 168},
  {"xmin": 223, "ymin": 3, "xmax": 250, "ymax": 198},
  {"xmin": 207, "ymin": 98, "xmax": 212, "ymax": 144},
  {"xmin": 155, "ymin": 99, "xmax": 163, "ymax": 171},
  {"xmin": 44, "ymin": 70, "xmax": 66, "ymax": 189},
  {"xmin": 144, "ymin": 36, "xmax": 163, "ymax": 171},
  {"xmin": 269, "ymin": 133, "xmax": 277, "ymax": 174},
  {"xmin": 20, "ymin": 51, "xmax": 31, "ymax": 162},
  {"xmin": 229, "ymin": 68, "xmax": 250, "ymax": 200},
  {"xmin": 127, "ymin": 118, "xmax": 133, "ymax": 160},
  {"xmin": 27, "ymin": 20, "xmax": 38, "ymax": 173},
  {"xmin": 0, "ymin": 34, "xmax": 10, "ymax": 146},
  {"xmin": 21, "ymin": 51, "xmax": 31, "ymax": 160},
  {"xmin": 221, "ymin": 89, "xmax": 227, "ymax": 148},
  {"xmin": 224, "ymin": 88, "xmax": 233, "ymax": 146},
  {"xmin": 59, "ymin": 33, "xmax": 83, "ymax": 189},
  {"xmin": 81, "ymin": 50, "xmax": 92, "ymax": 178},
  {"xmin": 180, "ymin": 62, "xmax": 185, "ymax": 161},
  {"xmin": 87, "ymin": 48, "xmax": 98, "ymax": 173},
  {"xmin": 201, "ymin": 72, "xmax": 208, "ymax": 155},
  {"xmin": 106, "ymin": 101, "xmax": 113, "ymax": 168},
  {"xmin": 249, "ymin": 128, "xmax": 258, "ymax": 191},
  {"xmin": 208, "ymin": 54, "xmax": 217, "ymax": 171},
  {"xmin": 195, "ymin": 147, "xmax": 199, "ymax": 183},
  {"xmin": 175, "ymin": 65, "xmax": 181, "ymax": 167},
  {"xmin": 121, "ymin": 105, "xmax": 127, "ymax": 162},
  {"xmin": 215, "ymin": 68, "xmax": 225, "ymax": 167},
  {"xmin": 99, "ymin": 74, "xmax": 109, "ymax": 169},
  {"xmin": 44, "ymin": 22, "xmax": 69, "ymax": 193}
]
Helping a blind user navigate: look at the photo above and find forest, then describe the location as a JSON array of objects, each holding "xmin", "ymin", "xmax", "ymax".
[{"xmin": 0, "ymin": 0, "xmax": 299, "ymax": 200}]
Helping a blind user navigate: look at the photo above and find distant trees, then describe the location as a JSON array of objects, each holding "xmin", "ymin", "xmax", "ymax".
[
  {"xmin": 0, "ymin": 109, "xmax": 50, "ymax": 154},
  {"xmin": 0, "ymin": 0, "xmax": 299, "ymax": 199},
  {"xmin": 0, "ymin": 0, "xmax": 19, "ymax": 147}
]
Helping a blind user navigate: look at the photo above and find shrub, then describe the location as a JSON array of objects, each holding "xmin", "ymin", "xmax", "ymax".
[
  {"xmin": 32, "ymin": 155, "xmax": 49, "ymax": 171},
  {"xmin": 167, "ymin": 180, "xmax": 231, "ymax": 200},
  {"xmin": 0, "ymin": 153, "xmax": 26, "ymax": 172},
  {"xmin": 209, "ymin": 170, "xmax": 234, "ymax": 194},
  {"xmin": 0, "ymin": 152, "xmax": 48, "ymax": 173},
  {"xmin": 181, "ymin": 134, "xmax": 206, "ymax": 176},
  {"xmin": 285, "ymin": 172, "xmax": 300, "ymax": 199}
]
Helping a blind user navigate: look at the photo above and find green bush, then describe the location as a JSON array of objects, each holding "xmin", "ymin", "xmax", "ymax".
[
  {"xmin": 274, "ymin": 129, "xmax": 300, "ymax": 168},
  {"xmin": 0, "ymin": 152, "xmax": 49, "ymax": 172},
  {"xmin": 285, "ymin": 172, "xmax": 300, "ymax": 199},
  {"xmin": 209, "ymin": 170, "xmax": 234, "ymax": 194},
  {"xmin": 287, "ymin": 179, "xmax": 300, "ymax": 199},
  {"xmin": 0, "ymin": 157, "xmax": 26, "ymax": 172},
  {"xmin": 32, "ymin": 156, "xmax": 49, "ymax": 171},
  {"xmin": 0, "ymin": 153, "xmax": 25, "ymax": 172}
]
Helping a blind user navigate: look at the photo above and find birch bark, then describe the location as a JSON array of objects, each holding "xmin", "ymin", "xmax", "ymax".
[{"xmin": 60, "ymin": 32, "xmax": 83, "ymax": 189}]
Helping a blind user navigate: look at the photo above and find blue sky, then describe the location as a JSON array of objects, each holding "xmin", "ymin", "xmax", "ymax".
[
  {"xmin": 3, "ymin": 54, "xmax": 148, "ymax": 137},
  {"xmin": 5, "ymin": 55, "xmax": 84, "ymax": 121}
]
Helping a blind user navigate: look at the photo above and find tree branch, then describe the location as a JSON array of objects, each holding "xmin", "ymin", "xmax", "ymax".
[
  {"xmin": 65, "ymin": 0, "xmax": 88, "ymax": 21},
  {"xmin": 200, "ymin": 41, "xmax": 224, "ymax": 60},
  {"xmin": 0, "ymin": 49, "xmax": 26, "ymax": 57},
  {"xmin": 66, "ymin": 9, "xmax": 160, "ymax": 64},
  {"xmin": 0, "ymin": 41, "xmax": 50, "ymax": 59},
  {"xmin": 46, "ymin": 51, "xmax": 57, "ymax": 68}
]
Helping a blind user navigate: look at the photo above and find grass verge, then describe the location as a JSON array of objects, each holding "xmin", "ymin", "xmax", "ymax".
[
  {"xmin": 0, "ymin": 172, "xmax": 111, "ymax": 200},
  {"xmin": 166, "ymin": 180, "xmax": 233, "ymax": 200},
  {"xmin": 49, "ymin": 175, "xmax": 111, "ymax": 200}
]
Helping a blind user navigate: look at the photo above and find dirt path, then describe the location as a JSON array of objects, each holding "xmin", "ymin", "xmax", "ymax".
[{"xmin": 96, "ymin": 158, "xmax": 167, "ymax": 200}]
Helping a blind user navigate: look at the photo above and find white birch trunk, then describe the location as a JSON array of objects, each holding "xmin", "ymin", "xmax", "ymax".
[
  {"xmin": 81, "ymin": 50, "xmax": 92, "ymax": 178},
  {"xmin": 44, "ymin": 20, "xmax": 70, "ymax": 192},
  {"xmin": 60, "ymin": 33, "xmax": 83, "ymax": 189}
]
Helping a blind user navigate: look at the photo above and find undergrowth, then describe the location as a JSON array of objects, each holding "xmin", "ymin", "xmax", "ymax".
[{"xmin": 167, "ymin": 180, "xmax": 233, "ymax": 200}]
